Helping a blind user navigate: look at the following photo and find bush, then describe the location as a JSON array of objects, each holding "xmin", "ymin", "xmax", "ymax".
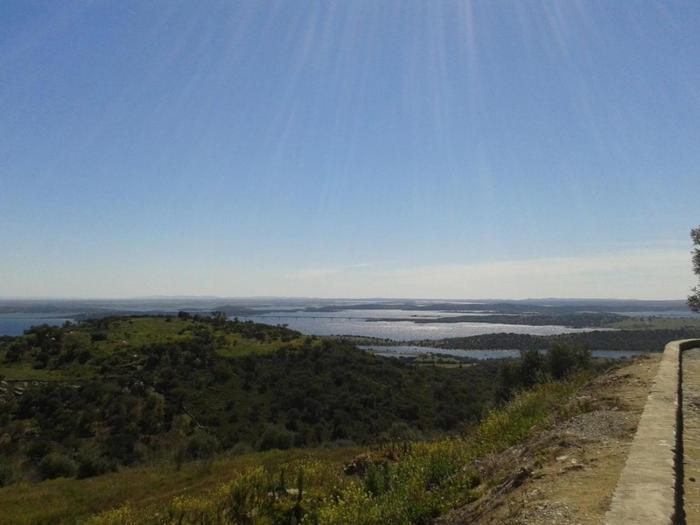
[
  {"xmin": 385, "ymin": 421, "xmax": 421, "ymax": 442},
  {"xmin": 93, "ymin": 375, "xmax": 588, "ymax": 525},
  {"xmin": 175, "ymin": 431, "xmax": 220, "ymax": 464},
  {"xmin": 230, "ymin": 442, "xmax": 254, "ymax": 456},
  {"xmin": 363, "ymin": 462, "xmax": 391, "ymax": 496},
  {"xmin": 257, "ymin": 425, "xmax": 295, "ymax": 451},
  {"xmin": 38, "ymin": 453, "xmax": 77, "ymax": 479},
  {"xmin": 26, "ymin": 439, "xmax": 53, "ymax": 462},
  {"xmin": 77, "ymin": 450, "xmax": 116, "ymax": 479},
  {"xmin": 0, "ymin": 459, "xmax": 16, "ymax": 487},
  {"xmin": 548, "ymin": 344, "xmax": 591, "ymax": 380},
  {"xmin": 519, "ymin": 350, "xmax": 545, "ymax": 387}
]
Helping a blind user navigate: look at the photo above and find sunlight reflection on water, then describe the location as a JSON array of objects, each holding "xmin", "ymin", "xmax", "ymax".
[{"xmin": 238, "ymin": 309, "xmax": 605, "ymax": 341}]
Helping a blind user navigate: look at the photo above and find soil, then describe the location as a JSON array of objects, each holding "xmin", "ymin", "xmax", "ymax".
[{"xmin": 437, "ymin": 355, "xmax": 662, "ymax": 525}]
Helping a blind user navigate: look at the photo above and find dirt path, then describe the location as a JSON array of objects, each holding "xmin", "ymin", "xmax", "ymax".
[{"xmin": 439, "ymin": 355, "xmax": 662, "ymax": 525}]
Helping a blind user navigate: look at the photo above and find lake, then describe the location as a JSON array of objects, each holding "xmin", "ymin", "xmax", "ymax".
[
  {"xmin": 238, "ymin": 309, "xmax": 605, "ymax": 341},
  {"xmin": 0, "ymin": 308, "xmax": 609, "ymax": 342},
  {"xmin": 359, "ymin": 345, "xmax": 650, "ymax": 360},
  {"xmin": 0, "ymin": 315, "xmax": 75, "ymax": 336}
]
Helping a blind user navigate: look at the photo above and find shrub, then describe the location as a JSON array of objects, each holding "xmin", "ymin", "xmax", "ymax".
[
  {"xmin": 176, "ymin": 431, "xmax": 220, "ymax": 464},
  {"xmin": 38, "ymin": 452, "xmax": 77, "ymax": 479},
  {"xmin": 472, "ymin": 378, "xmax": 582, "ymax": 456},
  {"xmin": 219, "ymin": 468, "xmax": 271, "ymax": 524},
  {"xmin": 77, "ymin": 450, "xmax": 116, "ymax": 479},
  {"xmin": 90, "ymin": 332, "xmax": 108, "ymax": 342},
  {"xmin": 519, "ymin": 349, "xmax": 545, "ymax": 387},
  {"xmin": 85, "ymin": 504, "xmax": 139, "ymax": 525},
  {"xmin": 26, "ymin": 439, "xmax": 53, "ymax": 462},
  {"xmin": 256, "ymin": 425, "xmax": 295, "ymax": 451},
  {"xmin": 102, "ymin": 375, "xmax": 588, "ymax": 525},
  {"xmin": 230, "ymin": 442, "xmax": 254, "ymax": 456},
  {"xmin": 548, "ymin": 344, "xmax": 592, "ymax": 380},
  {"xmin": 363, "ymin": 462, "xmax": 391, "ymax": 497},
  {"xmin": 0, "ymin": 459, "xmax": 15, "ymax": 487},
  {"xmin": 385, "ymin": 421, "xmax": 421, "ymax": 441}
]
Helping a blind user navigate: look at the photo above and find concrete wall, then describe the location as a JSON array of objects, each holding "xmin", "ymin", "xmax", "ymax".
[{"xmin": 605, "ymin": 339, "xmax": 700, "ymax": 525}]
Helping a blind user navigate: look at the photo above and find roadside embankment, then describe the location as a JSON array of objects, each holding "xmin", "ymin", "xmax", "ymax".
[
  {"xmin": 605, "ymin": 339, "xmax": 700, "ymax": 525},
  {"xmin": 438, "ymin": 355, "xmax": 661, "ymax": 524}
]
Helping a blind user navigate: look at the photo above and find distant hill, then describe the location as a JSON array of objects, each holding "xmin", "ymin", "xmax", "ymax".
[{"xmin": 423, "ymin": 327, "xmax": 700, "ymax": 352}]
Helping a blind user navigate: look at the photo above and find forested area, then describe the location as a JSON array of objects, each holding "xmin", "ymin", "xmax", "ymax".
[
  {"xmin": 0, "ymin": 316, "xmax": 506, "ymax": 484},
  {"xmin": 426, "ymin": 328, "xmax": 700, "ymax": 352}
]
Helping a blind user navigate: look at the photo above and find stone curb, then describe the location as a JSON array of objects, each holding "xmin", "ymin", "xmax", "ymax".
[{"xmin": 605, "ymin": 339, "xmax": 700, "ymax": 525}]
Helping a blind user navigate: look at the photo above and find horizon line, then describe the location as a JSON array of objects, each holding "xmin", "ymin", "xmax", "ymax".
[{"xmin": 0, "ymin": 295, "xmax": 690, "ymax": 303}]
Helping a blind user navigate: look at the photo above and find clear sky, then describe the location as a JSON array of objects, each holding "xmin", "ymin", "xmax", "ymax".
[{"xmin": 1, "ymin": 1, "xmax": 699, "ymax": 299}]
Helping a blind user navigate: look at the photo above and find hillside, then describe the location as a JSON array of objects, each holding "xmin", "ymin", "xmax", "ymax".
[
  {"xmin": 0, "ymin": 315, "xmax": 501, "ymax": 486},
  {"xmin": 420, "ymin": 326, "xmax": 700, "ymax": 352},
  {"xmin": 438, "ymin": 355, "xmax": 661, "ymax": 524},
  {"xmin": 0, "ymin": 314, "xmax": 636, "ymax": 524},
  {"xmin": 0, "ymin": 374, "xmax": 593, "ymax": 524}
]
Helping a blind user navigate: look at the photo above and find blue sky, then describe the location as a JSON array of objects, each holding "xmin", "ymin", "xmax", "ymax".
[{"xmin": 1, "ymin": 1, "xmax": 699, "ymax": 299}]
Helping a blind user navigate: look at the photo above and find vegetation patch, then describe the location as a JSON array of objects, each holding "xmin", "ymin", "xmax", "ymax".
[
  {"xmin": 425, "ymin": 327, "xmax": 700, "ymax": 353},
  {"xmin": 78, "ymin": 377, "xmax": 587, "ymax": 525},
  {"xmin": 0, "ymin": 315, "xmax": 501, "ymax": 485},
  {"xmin": 0, "ymin": 314, "xmax": 603, "ymax": 523}
]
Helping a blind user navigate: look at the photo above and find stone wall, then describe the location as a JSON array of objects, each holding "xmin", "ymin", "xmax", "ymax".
[{"xmin": 605, "ymin": 339, "xmax": 700, "ymax": 525}]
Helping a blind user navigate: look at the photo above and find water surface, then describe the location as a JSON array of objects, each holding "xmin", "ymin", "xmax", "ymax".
[
  {"xmin": 359, "ymin": 345, "xmax": 650, "ymax": 360},
  {"xmin": 0, "ymin": 315, "xmax": 74, "ymax": 336},
  {"xmin": 239, "ymin": 309, "xmax": 605, "ymax": 341}
]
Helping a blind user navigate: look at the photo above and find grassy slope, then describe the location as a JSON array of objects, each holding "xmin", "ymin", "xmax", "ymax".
[
  {"xmin": 0, "ymin": 375, "xmax": 589, "ymax": 524},
  {"xmin": 0, "ymin": 315, "xmax": 612, "ymax": 524},
  {"xmin": 0, "ymin": 447, "xmax": 361, "ymax": 525}
]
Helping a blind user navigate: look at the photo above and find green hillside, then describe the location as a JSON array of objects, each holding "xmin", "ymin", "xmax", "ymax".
[
  {"xmin": 0, "ymin": 314, "xmax": 604, "ymax": 524},
  {"xmin": 0, "ymin": 377, "xmax": 587, "ymax": 524},
  {"xmin": 0, "ymin": 315, "xmax": 501, "ymax": 485}
]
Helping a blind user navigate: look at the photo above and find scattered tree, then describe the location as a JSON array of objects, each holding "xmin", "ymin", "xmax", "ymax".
[
  {"xmin": 689, "ymin": 227, "xmax": 700, "ymax": 312},
  {"xmin": 38, "ymin": 453, "xmax": 77, "ymax": 480}
]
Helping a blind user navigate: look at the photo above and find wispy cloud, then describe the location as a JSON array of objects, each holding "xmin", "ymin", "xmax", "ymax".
[
  {"xmin": 290, "ymin": 262, "xmax": 375, "ymax": 280},
  {"xmin": 279, "ymin": 249, "xmax": 694, "ymax": 300},
  {"xmin": 1, "ymin": 249, "xmax": 693, "ymax": 300}
]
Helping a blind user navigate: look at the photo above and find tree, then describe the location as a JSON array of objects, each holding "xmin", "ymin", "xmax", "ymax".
[
  {"xmin": 547, "ymin": 344, "xmax": 590, "ymax": 380},
  {"xmin": 689, "ymin": 227, "xmax": 700, "ymax": 312},
  {"xmin": 38, "ymin": 453, "xmax": 77, "ymax": 479},
  {"xmin": 547, "ymin": 344, "xmax": 576, "ymax": 380},
  {"xmin": 519, "ymin": 349, "xmax": 544, "ymax": 388}
]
